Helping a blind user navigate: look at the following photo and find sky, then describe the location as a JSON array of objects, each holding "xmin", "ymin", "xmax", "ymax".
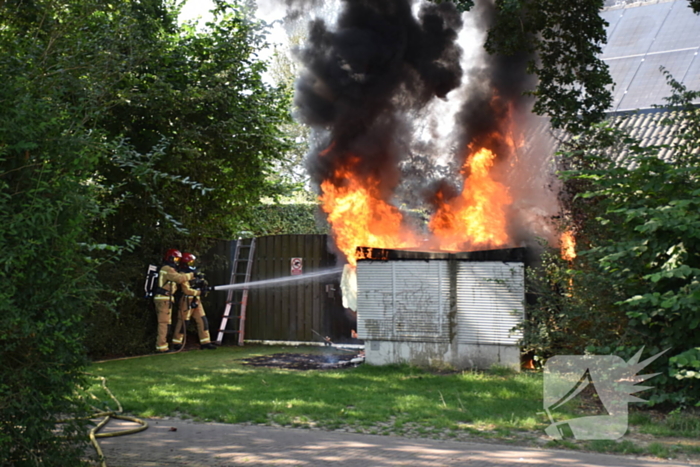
[
  {"xmin": 178, "ymin": 0, "xmax": 215, "ymax": 24},
  {"xmin": 178, "ymin": 0, "xmax": 290, "ymax": 44},
  {"xmin": 179, "ymin": 0, "xmax": 299, "ymax": 84}
]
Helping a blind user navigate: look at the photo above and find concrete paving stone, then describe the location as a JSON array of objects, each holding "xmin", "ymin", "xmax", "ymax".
[{"xmin": 97, "ymin": 418, "xmax": 697, "ymax": 467}]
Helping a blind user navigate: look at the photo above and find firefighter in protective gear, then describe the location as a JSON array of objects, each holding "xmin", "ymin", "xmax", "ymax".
[
  {"xmin": 172, "ymin": 253, "xmax": 217, "ymax": 350},
  {"xmin": 153, "ymin": 249, "xmax": 196, "ymax": 353}
]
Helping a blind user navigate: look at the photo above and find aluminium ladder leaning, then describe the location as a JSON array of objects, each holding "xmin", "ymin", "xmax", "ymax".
[{"xmin": 216, "ymin": 237, "xmax": 255, "ymax": 346}]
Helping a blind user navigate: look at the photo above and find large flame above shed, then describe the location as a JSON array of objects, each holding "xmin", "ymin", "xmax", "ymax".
[
  {"xmin": 429, "ymin": 146, "xmax": 513, "ymax": 252},
  {"xmin": 319, "ymin": 156, "xmax": 421, "ymax": 264},
  {"xmin": 320, "ymin": 138, "xmax": 518, "ymax": 264}
]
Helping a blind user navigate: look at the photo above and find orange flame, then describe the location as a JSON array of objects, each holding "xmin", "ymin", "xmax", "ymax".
[
  {"xmin": 319, "ymin": 97, "xmax": 524, "ymax": 263},
  {"xmin": 560, "ymin": 230, "xmax": 576, "ymax": 261},
  {"xmin": 430, "ymin": 147, "xmax": 512, "ymax": 252},
  {"xmin": 319, "ymin": 158, "xmax": 420, "ymax": 265}
]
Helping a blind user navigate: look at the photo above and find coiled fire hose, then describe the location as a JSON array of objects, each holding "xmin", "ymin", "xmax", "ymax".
[
  {"xmin": 60, "ymin": 374, "xmax": 149, "ymax": 467},
  {"xmin": 74, "ymin": 299, "xmax": 201, "ymax": 464},
  {"xmin": 87, "ymin": 374, "xmax": 149, "ymax": 467},
  {"xmin": 89, "ymin": 411, "xmax": 148, "ymax": 467}
]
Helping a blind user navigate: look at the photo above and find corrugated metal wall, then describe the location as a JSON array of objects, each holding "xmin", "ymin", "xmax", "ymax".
[
  {"xmin": 357, "ymin": 261, "xmax": 450, "ymax": 342},
  {"xmin": 456, "ymin": 262, "xmax": 524, "ymax": 345},
  {"xmin": 357, "ymin": 260, "xmax": 523, "ymax": 345}
]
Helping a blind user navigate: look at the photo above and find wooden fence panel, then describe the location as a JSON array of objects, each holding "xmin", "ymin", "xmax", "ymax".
[
  {"xmin": 231, "ymin": 234, "xmax": 353, "ymax": 343},
  {"xmin": 202, "ymin": 234, "xmax": 359, "ymax": 344}
]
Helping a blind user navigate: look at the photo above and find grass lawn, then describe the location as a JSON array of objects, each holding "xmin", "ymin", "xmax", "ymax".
[{"xmin": 88, "ymin": 345, "xmax": 700, "ymax": 462}]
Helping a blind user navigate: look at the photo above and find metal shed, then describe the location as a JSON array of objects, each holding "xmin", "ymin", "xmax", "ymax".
[{"xmin": 356, "ymin": 247, "xmax": 526, "ymax": 370}]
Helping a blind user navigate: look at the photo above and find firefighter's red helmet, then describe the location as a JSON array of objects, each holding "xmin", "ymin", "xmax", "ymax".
[
  {"xmin": 181, "ymin": 252, "xmax": 196, "ymax": 267},
  {"xmin": 163, "ymin": 248, "xmax": 182, "ymax": 263}
]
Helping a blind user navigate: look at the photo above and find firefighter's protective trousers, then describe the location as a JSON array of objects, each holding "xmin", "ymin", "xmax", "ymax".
[
  {"xmin": 172, "ymin": 280, "xmax": 211, "ymax": 346},
  {"xmin": 153, "ymin": 264, "xmax": 193, "ymax": 352}
]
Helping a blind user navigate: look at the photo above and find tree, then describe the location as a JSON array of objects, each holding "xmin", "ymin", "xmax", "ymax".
[
  {"xmin": 0, "ymin": 1, "xmax": 109, "ymax": 463},
  {"xmin": 242, "ymin": 203, "xmax": 329, "ymax": 236},
  {"xmin": 267, "ymin": 30, "xmax": 314, "ymax": 189},
  {"xmin": 1, "ymin": 0, "xmax": 296, "ymax": 462},
  {"xmin": 91, "ymin": 0, "xmax": 294, "ymax": 243},
  {"xmin": 84, "ymin": 0, "xmax": 296, "ymax": 357}
]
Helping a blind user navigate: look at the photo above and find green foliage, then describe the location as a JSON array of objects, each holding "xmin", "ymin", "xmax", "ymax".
[
  {"xmin": 82, "ymin": 1, "xmax": 297, "ymax": 359},
  {"xmin": 0, "ymin": 5, "xmax": 99, "ymax": 463},
  {"xmin": 485, "ymin": 0, "xmax": 612, "ymax": 132},
  {"xmin": 0, "ymin": 167, "xmax": 95, "ymax": 465},
  {"xmin": 522, "ymin": 244, "xmax": 628, "ymax": 360},
  {"xmin": 691, "ymin": 0, "xmax": 700, "ymax": 14},
  {"xmin": 75, "ymin": 0, "xmax": 294, "ymax": 357},
  {"xmin": 552, "ymin": 73, "xmax": 700, "ymax": 406},
  {"xmin": 242, "ymin": 203, "xmax": 329, "ymax": 237},
  {"xmin": 91, "ymin": 0, "xmax": 295, "ymax": 244},
  {"xmin": 669, "ymin": 348, "xmax": 700, "ymax": 385}
]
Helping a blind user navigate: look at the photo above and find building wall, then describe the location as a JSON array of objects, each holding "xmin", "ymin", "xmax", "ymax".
[
  {"xmin": 357, "ymin": 259, "xmax": 524, "ymax": 370},
  {"xmin": 364, "ymin": 341, "xmax": 521, "ymax": 370}
]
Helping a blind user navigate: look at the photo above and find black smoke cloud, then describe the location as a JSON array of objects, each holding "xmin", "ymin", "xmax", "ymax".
[
  {"xmin": 293, "ymin": 0, "xmax": 555, "ymax": 251},
  {"xmin": 452, "ymin": 1, "xmax": 536, "ymax": 164},
  {"xmin": 294, "ymin": 0, "xmax": 464, "ymax": 187}
]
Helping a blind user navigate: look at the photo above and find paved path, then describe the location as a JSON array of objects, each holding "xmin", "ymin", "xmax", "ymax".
[{"xmin": 98, "ymin": 418, "xmax": 696, "ymax": 467}]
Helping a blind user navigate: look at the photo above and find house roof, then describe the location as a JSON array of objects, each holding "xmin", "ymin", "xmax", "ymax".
[
  {"xmin": 522, "ymin": 1, "xmax": 700, "ymax": 166},
  {"xmin": 523, "ymin": 109, "xmax": 691, "ymax": 167},
  {"xmin": 600, "ymin": 0, "xmax": 700, "ymax": 112},
  {"xmin": 517, "ymin": 2, "xmax": 700, "ymax": 168},
  {"xmin": 606, "ymin": 110, "xmax": 689, "ymax": 163}
]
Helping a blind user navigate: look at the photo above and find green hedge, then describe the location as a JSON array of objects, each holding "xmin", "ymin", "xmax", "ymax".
[{"xmin": 243, "ymin": 203, "xmax": 329, "ymax": 236}]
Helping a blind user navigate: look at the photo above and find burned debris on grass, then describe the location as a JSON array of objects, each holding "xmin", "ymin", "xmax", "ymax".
[{"xmin": 240, "ymin": 352, "xmax": 364, "ymax": 370}]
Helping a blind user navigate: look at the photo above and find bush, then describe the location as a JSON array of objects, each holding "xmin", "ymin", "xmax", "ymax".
[
  {"xmin": 522, "ymin": 242, "xmax": 629, "ymax": 360},
  {"xmin": 546, "ymin": 73, "xmax": 700, "ymax": 407},
  {"xmin": 0, "ymin": 93, "xmax": 94, "ymax": 466}
]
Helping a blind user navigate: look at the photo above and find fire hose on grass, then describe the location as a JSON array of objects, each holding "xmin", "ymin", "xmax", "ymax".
[
  {"xmin": 82, "ymin": 267, "xmax": 349, "ymax": 464},
  {"xmin": 88, "ymin": 411, "xmax": 148, "ymax": 467}
]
